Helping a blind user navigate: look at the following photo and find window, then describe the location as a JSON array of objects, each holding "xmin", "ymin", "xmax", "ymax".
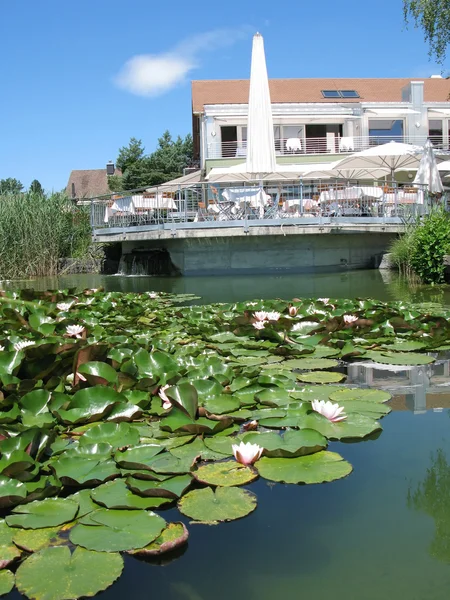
[
  {"xmin": 340, "ymin": 90, "xmax": 359, "ymax": 98},
  {"xmin": 321, "ymin": 90, "xmax": 341, "ymax": 98},
  {"xmin": 369, "ymin": 119, "xmax": 404, "ymax": 144},
  {"xmin": 429, "ymin": 119, "xmax": 443, "ymax": 147},
  {"xmin": 321, "ymin": 90, "xmax": 360, "ymax": 98}
]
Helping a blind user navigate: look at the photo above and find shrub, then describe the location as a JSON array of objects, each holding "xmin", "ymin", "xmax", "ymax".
[
  {"xmin": 410, "ymin": 208, "xmax": 450, "ymax": 284},
  {"xmin": 0, "ymin": 191, "xmax": 91, "ymax": 279}
]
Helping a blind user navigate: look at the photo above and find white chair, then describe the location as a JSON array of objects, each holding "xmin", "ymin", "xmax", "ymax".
[
  {"xmin": 339, "ymin": 137, "xmax": 355, "ymax": 152},
  {"xmin": 286, "ymin": 138, "xmax": 302, "ymax": 153}
]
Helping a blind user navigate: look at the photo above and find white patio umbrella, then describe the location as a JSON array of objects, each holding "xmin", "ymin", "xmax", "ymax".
[
  {"xmin": 413, "ymin": 139, "xmax": 444, "ymax": 194},
  {"xmin": 333, "ymin": 141, "xmax": 423, "ymax": 181},
  {"xmin": 246, "ymin": 33, "xmax": 276, "ymax": 176},
  {"xmin": 303, "ymin": 162, "xmax": 390, "ymax": 181},
  {"xmin": 145, "ymin": 170, "xmax": 202, "ymax": 194}
]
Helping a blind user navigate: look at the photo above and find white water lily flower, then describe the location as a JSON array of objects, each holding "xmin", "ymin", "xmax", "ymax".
[
  {"xmin": 253, "ymin": 321, "xmax": 265, "ymax": 330},
  {"xmin": 343, "ymin": 314, "xmax": 358, "ymax": 324},
  {"xmin": 318, "ymin": 298, "xmax": 329, "ymax": 304},
  {"xmin": 158, "ymin": 385, "xmax": 172, "ymax": 410},
  {"xmin": 311, "ymin": 399, "xmax": 347, "ymax": 422},
  {"xmin": 148, "ymin": 292, "xmax": 158, "ymax": 299},
  {"xmin": 253, "ymin": 311, "xmax": 270, "ymax": 321},
  {"xmin": 66, "ymin": 325, "xmax": 85, "ymax": 338},
  {"xmin": 246, "ymin": 302, "xmax": 258, "ymax": 307},
  {"xmin": 56, "ymin": 302, "xmax": 72, "ymax": 311},
  {"xmin": 232, "ymin": 441, "xmax": 263, "ymax": 465},
  {"xmin": 266, "ymin": 311, "xmax": 281, "ymax": 321},
  {"xmin": 14, "ymin": 340, "xmax": 35, "ymax": 352},
  {"xmin": 0, "ymin": 345, "xmax": 4, "ymax": 351}
]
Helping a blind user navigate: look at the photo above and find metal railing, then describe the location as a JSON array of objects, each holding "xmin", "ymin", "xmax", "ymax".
[
  {"xmin": 206, "ymin": 135, "xmax": 449, "ymax": 160},
  {"xmin": 90, "ymin": 180, "xmax": 434, "ymax": 234}
]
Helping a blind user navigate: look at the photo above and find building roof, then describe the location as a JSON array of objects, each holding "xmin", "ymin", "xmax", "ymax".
[
  {"xmin": 65, "ymin": 168, "xmax": 122, "ymax": 199},
  {"xmin": 192, "ymin": 78, "xmax": 450, "ymax": 113}
]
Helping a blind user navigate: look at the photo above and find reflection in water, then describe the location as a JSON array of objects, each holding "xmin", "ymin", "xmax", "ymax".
[
  {"xmin": 409, "ymin": 449, "xmax": 450, "ymax": 564},
  {"xmin": 347, "ymin": 358, "xmax": 450, "ymax": 414}
]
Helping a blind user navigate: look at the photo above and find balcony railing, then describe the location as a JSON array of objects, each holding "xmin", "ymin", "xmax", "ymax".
[
  {"xmin": 206, "ymin": 135, "xmax": 447, "ymax": 160},
  {"xmin": 90, "ymin": 181, "xmax": 435, "ymax": 235}
]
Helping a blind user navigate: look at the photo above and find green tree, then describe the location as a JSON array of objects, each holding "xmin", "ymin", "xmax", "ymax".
[
  {"xmin": 0, "ymin": 178, "xmax": 24, "ymax": 194},
  {"xmin": 404, "ymin": 0, "xmax": 450, "ymax": 63},
  {"xmin": 30, "ymin": 179, "xmax": 44, "ymax": 195},
  {"xmin": 109, "ymin": 131, "xmax": 193, "ymax": 192}
]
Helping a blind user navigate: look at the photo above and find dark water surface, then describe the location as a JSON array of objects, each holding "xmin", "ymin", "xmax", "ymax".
[{"xmin": 5, "ymin": 269, "xmax": 450, "ymax": 599}]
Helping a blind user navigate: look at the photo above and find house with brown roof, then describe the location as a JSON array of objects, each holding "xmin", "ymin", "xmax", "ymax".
[
  {"xmin": 192, "ymin": 77, "xmax": 450, "ymax": 171},
  {"xmin": 65, "ymin": 162, "xmax": 122, "ymax": 200}
]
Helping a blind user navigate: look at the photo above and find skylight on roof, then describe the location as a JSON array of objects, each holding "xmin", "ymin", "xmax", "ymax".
[
  {"xmin": 321, "ymin": 90, "xmax": 360, "ymax": 99},
  {"xmin": 340, "ymin": 90, "xmax": 360, "ymax": 98}
]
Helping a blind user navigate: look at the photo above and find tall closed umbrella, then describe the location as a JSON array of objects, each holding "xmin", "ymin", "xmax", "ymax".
[
  {"xmin": 333, "ymin": 141, "xmax": 423, "ymax": 181},
  {"xmin": 413, "ymin": 139, "xmax": 444, "ymax": 195},
  {"xmin": 246, "ymin": 33, "xmax": 276, "ymax": 176}
]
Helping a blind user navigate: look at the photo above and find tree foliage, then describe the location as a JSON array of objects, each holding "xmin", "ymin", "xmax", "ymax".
[
  {"xmin": 404, "ymin": 0, "xmax": 450, "ymax": 64},
  {"xmin": 108, "ymin": 131, "xmax": 193, "ymax": 192},
  {"xmin": 29, "ymin": 179, "xmax": 44, "ymax": 195},
  {"xmin": 0, "ymin": 178, "xmax": 24, "ymax": 195}
]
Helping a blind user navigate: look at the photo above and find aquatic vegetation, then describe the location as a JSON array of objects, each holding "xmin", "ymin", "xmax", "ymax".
[{"xmin": 0, "ymin": 288, "xmax": 447, "ymax": 598}]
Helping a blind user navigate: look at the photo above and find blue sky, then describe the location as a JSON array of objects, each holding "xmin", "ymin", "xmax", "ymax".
[{"xmin": 0, "ymin": 0, "xmax": 444, "ymax": 191}]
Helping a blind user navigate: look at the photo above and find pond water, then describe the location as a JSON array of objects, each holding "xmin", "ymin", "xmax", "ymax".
[{"xmin": 5, "ymin": 269, "xmax": 450, "ymax": 600}]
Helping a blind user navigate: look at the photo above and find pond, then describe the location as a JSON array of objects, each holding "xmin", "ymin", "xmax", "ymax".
[{"xmin": 2, "ymin": 270, "xmax": 450, "ymax": 600}]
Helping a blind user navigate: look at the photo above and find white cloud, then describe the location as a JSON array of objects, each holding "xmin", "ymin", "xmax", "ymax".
[{"xmin": 115, "ymin": 27, "xmax": 251, "ymax": 97}]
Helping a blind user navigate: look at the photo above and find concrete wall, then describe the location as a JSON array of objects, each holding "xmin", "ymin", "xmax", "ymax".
[{"xmin": 122, "ymin": 231, "xmax": 396, "ymax": 275}]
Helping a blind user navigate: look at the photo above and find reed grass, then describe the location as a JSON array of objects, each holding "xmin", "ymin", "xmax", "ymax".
[{"xmin": 0, "ymin": 192, "xmax": 91, "ymax": 279}]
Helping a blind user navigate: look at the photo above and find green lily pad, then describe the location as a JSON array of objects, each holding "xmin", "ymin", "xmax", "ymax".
[
  {"xmin": 0, "ymin": 571, "xmax": 14, "ymax": 595},
  {"xmin": 169, "ymin": 437, "xmax": 227, "ymax": 462},
  {"xmin": 282, "ymin": 358, "xmax": 339, "ymax": 370},
  {"xmin": 365, "ymin": 350, "xmax": 435, "ymax": 365},
  {"xmin": 193, "ymin": 461, "xmax": 257, "ymax": 487},
  {"xmin": 12, "ymin": 526, "xmax": 62, "ymax": 553},
  {"xmin": 203, "ymin": 395, "xmax": 240, "ymax": 415},
  {"xmin": 126, "ymin": 474, "xmax": 192, "ymax": 498},
  {"xmin": 128, "ymin": 522, "xmax": 189, "ymax": 556},
  {"xmin": 70, "ymin": 508, "xmax": 166, "ymax": 551},
  {"xmin": 296, "ymin": 371, "xmax": 346, "ymax": 384},
  {"xmin": 381, "ymin": 340, "xmax": 428, "ymax": 352},
  {"xmin": 300, "ymin": 412, "xmax": 382, "ymax": 440},
  {"xmin": 6, "ymin": 498, "xmax": 79, "ymax": 529},
  {"xmin": 15, "ymin": 546, "xmax": 123, "ymax": 600},
  {"xmin": 178, "ymin": 486, "xmax": 257, "ymax": 524},
  {"xmin": 0, "ymin": 476, "xmax": 27, "ymax": 509},
  {"xmin": 91, "ymin": 479, "xmax": 170, "ymax": 509},
  {"xmin": 256, "ymin": 451, "xmax": 352, "ymax": 484},
  {"xmin": 0, "ymin": 520, "xmax": 21, "ymax": 568},
  {"xmin": 243, "ymin": 429, "xmax": 327, "ymax": 458},
  {"xmin": 50, "ymin": 456, "xmax": 119, "ymax": 486},
  {"xmin": 113, "ymin": 444, "xmax": 165, "ymax": 469},
  {"xmin": 79, "ymin": 422, "xmax": 140, "ymax": 449},
  {"xmin": 328, "ymin": 388, "xmax": 391, "ymax": 403}
]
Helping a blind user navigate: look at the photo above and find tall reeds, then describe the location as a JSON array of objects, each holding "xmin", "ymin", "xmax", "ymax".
[{"xmin": 0, "ymin": 192, "xmax": 91, "ymax": 279}]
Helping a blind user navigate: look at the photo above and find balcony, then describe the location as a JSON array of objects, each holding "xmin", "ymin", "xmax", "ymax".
[{"xmin": 205, "ymin": 135, "xmax": 443, "ymax": 161}]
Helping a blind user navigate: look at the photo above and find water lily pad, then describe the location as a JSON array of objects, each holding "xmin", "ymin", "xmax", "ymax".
[
  {"xmin": 129, "ymin": 522, "xmax": 189, "ymax": 556},
  {"xmin": 6, "ymin": 498, "xmax": 79, "ymax": 529},
  {"xmin": 193, "ymin": 461, "xmax": 257, "ymax": 487},
  {"xmin": 0, "ymin": 571, "xmax": 14, "ymax": 595},
  {"xmin": 365, "ymin": 350, "xmax": 435, "ymax": 366},
  {"xmin": 256, "ymin": 451, "xmax": 352, "ymax": 484},
  {"xmin": 0, "ymin": 520, "xmax": 21, "ymax": 568},
  {"xmin": 70, "ymin": 508, "xmax": 166, "ymax": 551},
  {"xmin": 243, "ymin": 429, "xmax": 327, "ymax": 458},
  {"xmin": 12, "ymin": 526, "xmax": 62, "ymax": 552},
  {"xmin": 282, "ymin": 358, "xmax": 339, "ymax": 370},
  {"xmin": 202, "ymin": 436, "xmax": 235, "ymax": 456},
  {"xmin": 329, "ymin": 388, "xmax": 391, "ymax": 403},
  {"xmin": 178, "ymin": 486, "xmax": 257, "ymax": 524},
  {"xmin": 296, "ymin": 371, "xmax": 345, "ymax": 384},
  {"xmin": 91, "ymin": 479, "xmax": 171, "ymax": 509},
  {"xmin": 0, "ymin": 476, "xmax": 27, "ymax": 509},
  {"xmin": 15, "ymin": 546, "xmax": 123, "ymax": 600},
  {"xmin": 381, "ymin": 340, "xmax": 428, "ymax": 352},
  {"xmin": 169, "ymin": 437, "xmax": 226, "ymax": 462},
  {"xmin": 50, "ymin": 456, "xmax": 119, "ymax": 486},
  {"xmin": 300, "ymin": 412, "xmax": 382, "ymax": 440},
  {"xmin": 203, "ymin": 395, "xmax": 240, "ymax": 415},
  {"xmin": 114, "ymin": 444, "xmax": 165, "ymax": 469},
  {"xmin": 126, "ymin": 474, "xmax": 192, "ymax": 498},
  {"xmin": 53, "ymin": 387, "xmax": 127, "ymax": 425}
]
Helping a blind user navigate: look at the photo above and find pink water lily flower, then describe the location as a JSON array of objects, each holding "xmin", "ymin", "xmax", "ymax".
[
  {"xmin": 158, "ymin": 385, "xmax": 172, "ymax": 410},
  {"xmin": 289, "ymin": 306, "xmax": 298, "ymax": 317},
  {"xmin": 56, "ymin": 302, "xmax": 72, "ymax": 311},
  {"xmin": 266, "ymin": 311, "xmax": 281, "ymax": 321},
  {"xmin": 253, "ymin": 311, "xmax": 270, "ymax": 321},
  {"xmin": 343, "ymin": 314, "xmax": 358, "ymax": 324},
  {"xmin": 311, "ymin": 399, "xmax": 347, "ymax": 422},
  {"xmin": 232, "ymin": 441, "xmax": 263, "ymax": 465},
  {"xmin": 66, "ymin": 325, "xmax": 85, "ymax": 338},
  {"xmin": 253, "ymin": 321, "xmax": 265, "ymax": 330}
]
